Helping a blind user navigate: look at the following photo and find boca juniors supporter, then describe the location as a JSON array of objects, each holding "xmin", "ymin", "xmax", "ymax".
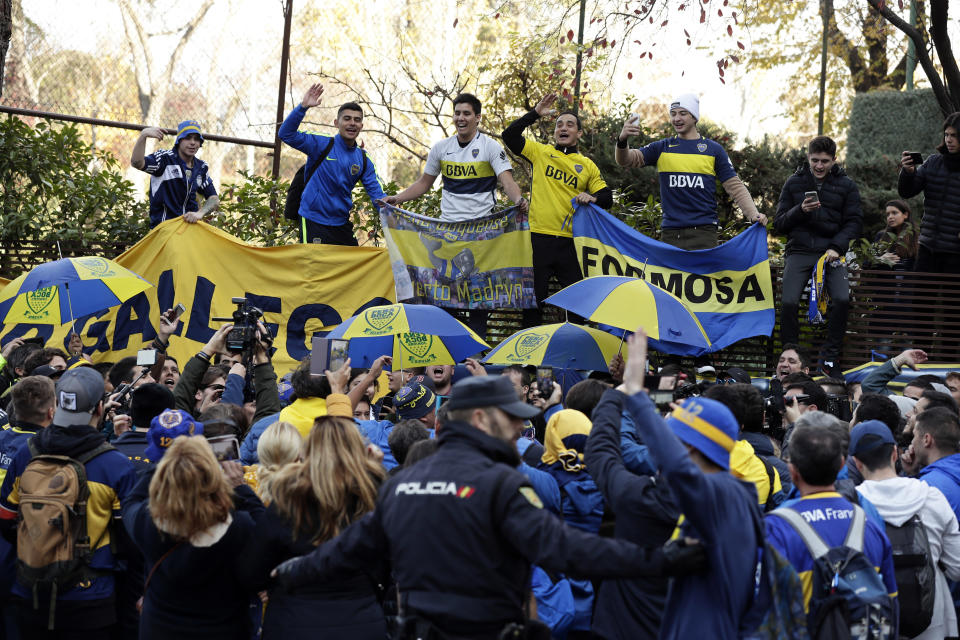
[
  {"xmin": 616, "ymin": 94, "xmax": 765, "ymax": 249},
  {"xmin": 503, "ymin": 93, "xmax": 611, "ymax": 328}
]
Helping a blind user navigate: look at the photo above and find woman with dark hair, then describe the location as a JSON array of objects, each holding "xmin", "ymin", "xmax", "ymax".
[
  {"xmin": 237, "ymin": 415, "xmax": 387, "ymax": 639},
  {"xmin": 872, "ymin": 199, "xmax": 918, "ymax": 271},
  {"xmin": 899, "ymin": 112, "xmax": 960, "ymax": 273},
  {"xmin": 122, "ymin": 436, "xmax": 261, "ymax": 640}
]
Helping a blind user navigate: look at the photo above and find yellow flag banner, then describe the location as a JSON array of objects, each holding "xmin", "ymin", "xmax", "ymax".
[
  {"xmin": 380, "ymin": 204, "xmax": 536, "ymax": 309},
  {"xmin": 0, "ymin": 220, "xmax": 396, "ymax": 372}
]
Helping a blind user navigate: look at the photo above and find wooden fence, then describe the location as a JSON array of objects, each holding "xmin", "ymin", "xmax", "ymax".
[{"xmin": 3, "ymin": 240, "xmax": 958, "ymax": 378}]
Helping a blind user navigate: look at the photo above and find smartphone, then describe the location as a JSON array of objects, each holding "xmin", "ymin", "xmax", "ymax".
[
  {"xmin": 310, "ymin": 337, "xmax": 350, "ymax": 375},
  {"xmin": 21, "ymin": 336, "xmax": 46, "ymax": 347},
  {"xmin": 648, "ymin": 389, "xmax": 674, "ymax": 411},
  {"xmin": 165, "ymin": 303, "xmax": 186, "ymax": 322},
  {"xmin": 908, "ymin": 151, "xmax": 923, "ymax": 166},
  {"xmin": 804, "ymin": 190, "xmax": 819, "ymax": 203},
  {"xmin": 536, "ymin": 366, "xmax": 555, "ymax": 399},
  {"xmin": 136, "ymin": 349, "xmax": 157, "ymax": 366},
  {"xmin": 208, "ymin": 435, "xmax": 241, "ymax": 461},
  {"xmin": 629, "ymin": 113, "xmax": 640, "ymax": 124}
]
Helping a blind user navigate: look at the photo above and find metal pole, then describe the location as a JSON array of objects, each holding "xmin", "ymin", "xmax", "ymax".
[
  {"xmin": 0, "ymin": 105, "xmax": 274, "ymax": 147},
  {"xmin": 572, "ymin": 0, "xmax": 586, "ymax": 115},
  {"xmin": 272, "ymin": 0, "xmax": 293, "ymax": 181},
  {"xmin": 906, "ymin": 0, "xmax": 917, "ymax": 90},
  {"xmin": 817, "ymin": 0, "xmax": 829, "ymax": 135}
]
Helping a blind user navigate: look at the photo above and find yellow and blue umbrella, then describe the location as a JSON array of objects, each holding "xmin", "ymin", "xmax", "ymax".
[
  {"xmin": 544, "ymin": 275, "xmax": 710, "ymax": 349},
  {"xmin": 483, "ymin": 322, "xmax": 625, "ymax": 370},
  {"xmin": 0, "ymin": 257, "xmax": 153, "ymax": 325},
  {"xmin": 327, "ymin": 303, "xmax": 489, "ymax": 368}
]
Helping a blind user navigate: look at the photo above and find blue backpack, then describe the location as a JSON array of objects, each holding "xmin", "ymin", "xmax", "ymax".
[
  {"xmin": 740, "ymin": 515, "xmax": 809, "ymax": 640},
  {"xmin": 769, "ymin": 505, "xmax": 895, "ymax": 640}
]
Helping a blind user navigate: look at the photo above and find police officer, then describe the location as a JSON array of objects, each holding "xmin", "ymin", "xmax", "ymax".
[{"xmin": 273, "ymin": 375, "xmax": 705, "ymax": 639}]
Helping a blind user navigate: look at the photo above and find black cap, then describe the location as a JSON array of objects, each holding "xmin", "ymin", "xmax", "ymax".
[
  {"xmin": 717, "ymin": 367, "xmax": 751, "ymax": 384},
  {"xmin": 31, "ymin": 364, "xmax": 63, "ymax": 379},
  {"xmin": 130, "ymin": 383, "xmax": 176, "ymax": 430},
  {"xmin": 446, "ymin": 376, "xmax": 540, "ymax": 419}
]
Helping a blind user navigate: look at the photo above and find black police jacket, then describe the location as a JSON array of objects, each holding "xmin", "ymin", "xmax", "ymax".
[
  {"xmin": 773, "ymin": 163, "xmax": 862, "ymax": 256},
  {"xmin": 279, "ymin": 419, "xmax": 675, "ymax": 637}
]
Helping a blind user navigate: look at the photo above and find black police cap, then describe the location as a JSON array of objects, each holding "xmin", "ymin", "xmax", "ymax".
[{"xmin": 446, "ymin": 375, "xmax": 540, "ymax": 419}]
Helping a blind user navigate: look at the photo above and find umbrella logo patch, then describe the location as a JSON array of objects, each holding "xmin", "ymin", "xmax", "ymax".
[
  {"xmin": 24, "ymin": 287, "xmax": 56, "ymax": 317},
  {"xmin": 513, "ymin": 333, "xmax": 547, "ymax": 358},
  {"xmin": 364, "ymin": 307, "xmax": 400, "ymax": 332},
  {"xmin": 74, "ymin": 257, "xmax": 117, "ymax": 279},
  {"xmin": 399, "ymin": 332, "xmax": 433, "ymax": 359}
]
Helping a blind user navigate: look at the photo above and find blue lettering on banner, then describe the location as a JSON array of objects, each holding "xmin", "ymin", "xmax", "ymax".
[
  {"xmin": 185, "ymin": 276, "xmax": 216, "ymax": 344},
  {"xmin": 112, "ymin": 292, "xmax": 155, "ymax": 351},
  {"xmin": 286, "ymin": 304, "xmax": 343, "ymax": 361}
]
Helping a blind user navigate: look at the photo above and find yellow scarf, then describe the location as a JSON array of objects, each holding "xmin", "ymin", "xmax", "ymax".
[{"xmin": 541, "ymin": 409, "xmax": 592, "ymax": 472}]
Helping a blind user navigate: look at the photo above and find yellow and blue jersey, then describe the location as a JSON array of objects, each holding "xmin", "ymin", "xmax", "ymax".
[
  {"xmin": 520, "ymin": 139, "xmax": 606, "ymax": 238},
  {"xmin": 640, "ymin": 137, "xmax": 737, "ymax": 228},
  {"xmin": 764, "ymin": 492, "xmax": 898, "ymax": 611}
]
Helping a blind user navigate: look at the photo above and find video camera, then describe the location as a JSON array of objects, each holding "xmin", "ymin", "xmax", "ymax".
[
  {"xmin": 763, "ymin": 378, "xmax": 785, "ymax": 436},
  {"xmin": 213, "ymin": 297, "xmax": 270, "ymax": 355}
]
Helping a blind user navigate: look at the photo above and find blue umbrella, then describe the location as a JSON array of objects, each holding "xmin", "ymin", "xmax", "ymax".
[
  {"xmin": 482, "ymin": 322, "xmax": 623, "ymax": 371},
  {"xmin": 326, "ymin": 303, "xmax": 489, "ymax": 368},
  {"xmin": 0, "ymin": 257, "xmax": 153, "ymax": 325},
  {"xmin": 544, "ymin": 275, "xmax": 710, "ymax": 350}
]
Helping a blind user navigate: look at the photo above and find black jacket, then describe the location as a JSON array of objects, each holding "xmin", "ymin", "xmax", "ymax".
[
  {"xmin": 277, "ymin": 419, "xmax": 677, "ymax": 638},
  {"xmin": 898, "ymin": 152, "xmax": 960, "ymax": 254},
  {"xmin": 584, "ymin": 390, "xmax": 680, "ymax": 640},
  {"xmin": 774, "ymin": 163, "xmax": 862, "ymax": 255},
  {"xmin": 121, "ymin": 470, "xmax": 262, "ymax": 640},
  {"xmin": 236, "ymin": 504, "xmax": 387, "ymax": 640}
]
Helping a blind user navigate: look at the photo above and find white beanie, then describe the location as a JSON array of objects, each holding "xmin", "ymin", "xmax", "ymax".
[{"xmin": 670, "ymin": 94, "xmax": 700, "ymax": 121}]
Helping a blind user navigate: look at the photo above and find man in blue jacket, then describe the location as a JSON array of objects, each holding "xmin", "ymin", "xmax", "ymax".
[
  {"xmin": 911, "ymin": 407, "xmax": 960, "ymax": 520},
  {"xmin": 279, "ymin": 82, "xmax": 387, "ymax": 245},
  {"xmin": 614, "ymin": 328, "xmax": 762, "ymax": 640}
]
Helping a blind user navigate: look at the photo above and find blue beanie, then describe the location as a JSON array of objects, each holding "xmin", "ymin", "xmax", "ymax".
[
  {"xmin": 665, "ymin": 396, "xmax": 738, "ymax": 469},
  {"xmin": 175, "ymin": 120, "xmax": 204, "ymax": 145}
]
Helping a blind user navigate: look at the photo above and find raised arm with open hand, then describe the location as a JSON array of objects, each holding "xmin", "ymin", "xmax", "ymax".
[{"xmin": 301, "ymin": 83, "xmax": 324, "ymax": 109}]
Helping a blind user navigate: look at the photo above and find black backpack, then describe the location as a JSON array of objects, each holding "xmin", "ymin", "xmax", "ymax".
[
  {"xmin": 283, "ymin": 138, "xmax": 368, "ymax": 222},
  {"xmin": 885, "ymin": 514, "xmax": 935, "ymax": 637},
  {"xmin": 769, "ymin": 505, "xmax": 895, "ymax": 640}
]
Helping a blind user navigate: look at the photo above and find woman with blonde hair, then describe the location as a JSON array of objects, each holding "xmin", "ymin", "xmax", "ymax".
[
  {"xmin": 122, "ymin": 435, "xmax": 261, "ymax": 640},
  {"xmin": 238, "ymin": 415, "xmax": 387, "ymax": 639},
  {"xmin": 243, "ymin": 420, "xmax": 302, "ymax": 503}
]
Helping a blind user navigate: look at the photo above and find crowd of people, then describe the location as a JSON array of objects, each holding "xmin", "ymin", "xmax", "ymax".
[
  {"xmin": 0, "ymin": 86, "xmax": 958, "ymax": 639},
  {"xmin": 0, "ymin": 296, "xmax": 959, "ymax": 639}
]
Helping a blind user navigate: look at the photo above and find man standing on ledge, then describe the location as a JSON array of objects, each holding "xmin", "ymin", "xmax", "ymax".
[
  {"xmin": 279, "ymin": 82, "xmax": 387, "ymax": 245},
  {"xmin": 502, "ymin": 93, "xmax": 611, "ymax": 327},
  {"xmin": 615, "ymin": 94, "xmax": 765, "ymax": 249},
  {"xmin": 131, "ymin": 119, "xmax": 219, "ymax": 228},
  {"xmin": 385, "ymin": 93, "xmax": 528, "ymax": 339}
]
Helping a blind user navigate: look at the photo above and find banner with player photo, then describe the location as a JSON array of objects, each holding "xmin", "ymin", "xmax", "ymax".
[{"xmin": 380, "ymin": 204, "xmax": 537, "ymax": 310}]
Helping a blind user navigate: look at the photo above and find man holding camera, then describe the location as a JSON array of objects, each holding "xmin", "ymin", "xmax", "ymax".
[
  {"xmin": 172, "ymin": 320, "xmax": 279, "ymax": 422},
  {"xmin": 774, "ymin": 136, "xmax": 862, "ymax": 377}
]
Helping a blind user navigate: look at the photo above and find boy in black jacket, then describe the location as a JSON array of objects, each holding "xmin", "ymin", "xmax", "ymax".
[{"xmin": 774, "ymin": 136, "xmax": 862, "ymax": 376}]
